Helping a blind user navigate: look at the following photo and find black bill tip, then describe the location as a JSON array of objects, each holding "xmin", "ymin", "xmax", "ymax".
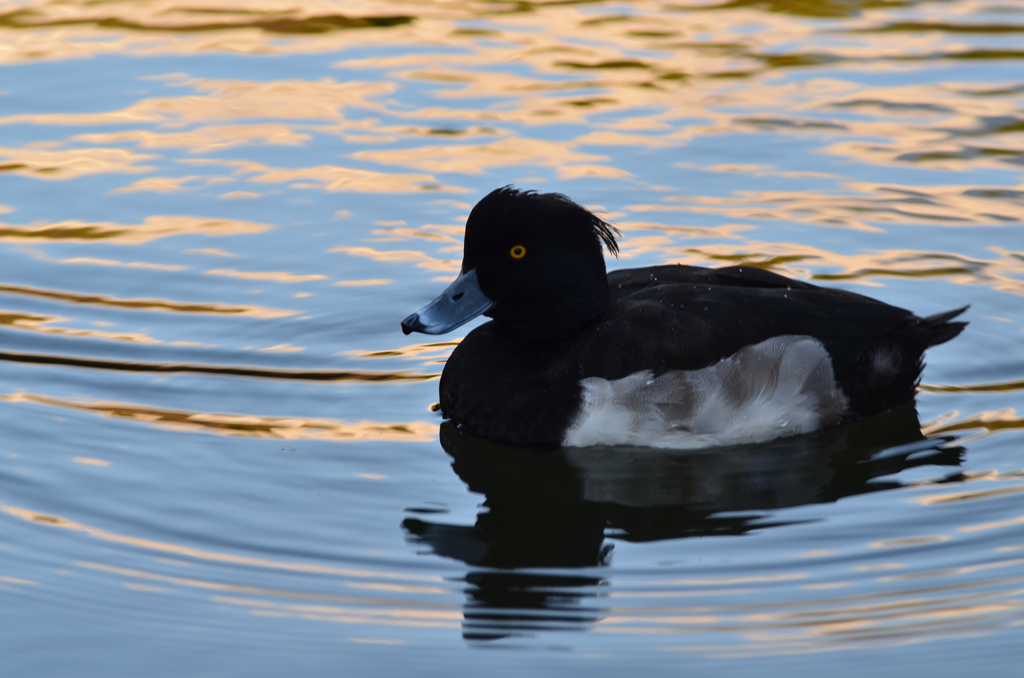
[{"xmin": 401, "ymin": 313, "xmax": 423, "ymax": 335}]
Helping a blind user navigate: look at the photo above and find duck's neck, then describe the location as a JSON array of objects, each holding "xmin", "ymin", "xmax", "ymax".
[{"xmin": 491, "ymin": 278, "xmax": 608, "ymax": 347}]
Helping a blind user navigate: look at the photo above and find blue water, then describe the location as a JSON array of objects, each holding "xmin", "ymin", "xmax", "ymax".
[{"xmin": 1, "ymin": 1, "xmax": 1022, "ymax": 675}]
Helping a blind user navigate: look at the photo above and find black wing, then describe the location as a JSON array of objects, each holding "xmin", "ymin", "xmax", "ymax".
[{"xmin": 579, "ymin": 264, "xmax": 966, "ymax": 417}]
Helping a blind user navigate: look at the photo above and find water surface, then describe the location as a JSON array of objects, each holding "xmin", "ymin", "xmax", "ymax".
[{"xmin": 1, "ymin": 1, "xmax": 1023, "ymax": 675}]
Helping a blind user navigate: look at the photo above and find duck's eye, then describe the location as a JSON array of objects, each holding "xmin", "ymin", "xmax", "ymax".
[{"xmin": 510, "ymin": 245, "xmax": 527, "ymax": 260}]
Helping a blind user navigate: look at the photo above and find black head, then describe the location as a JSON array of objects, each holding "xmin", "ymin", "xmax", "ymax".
[
  {"xmin": 463, "ymin": 186, "xmax": 619, "ymax": 340},
  {"xmin": 401, "ymin": 186, "xmax": 619, "ymax": 341}
]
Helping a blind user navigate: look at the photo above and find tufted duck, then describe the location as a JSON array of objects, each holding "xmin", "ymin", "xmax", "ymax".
[{"xmin": 401, "ymin": 186, "xmax": 967, "ymax": 448}]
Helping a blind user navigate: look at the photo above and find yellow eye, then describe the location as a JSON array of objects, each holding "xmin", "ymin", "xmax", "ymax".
[{"xmin": 510, "ymin": 245, "xmax": 527, "ymax": 259}]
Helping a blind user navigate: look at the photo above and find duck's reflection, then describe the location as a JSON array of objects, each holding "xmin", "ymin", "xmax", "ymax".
[{"xmin": 403, "ymin": 405, "xmax": 963, "ymax": 640}]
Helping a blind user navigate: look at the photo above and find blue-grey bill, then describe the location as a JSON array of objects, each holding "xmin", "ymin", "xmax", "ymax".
[{"xmin": 401, "ymin": 268, "xmax": 495, "ymax": 335}]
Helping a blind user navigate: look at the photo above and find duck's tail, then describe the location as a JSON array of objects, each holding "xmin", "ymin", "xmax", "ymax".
[{"xmin": 921, "ymin": 305, "xmax": 969, "ymax": 347}]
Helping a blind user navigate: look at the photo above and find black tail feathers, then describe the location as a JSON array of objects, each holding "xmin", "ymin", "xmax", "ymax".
[{"xmin": 922, "ymin": 305, "xmax": 969, "ymax": 347}]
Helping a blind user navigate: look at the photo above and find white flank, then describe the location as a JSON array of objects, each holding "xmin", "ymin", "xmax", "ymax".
[{"xmin": 562, "ymin": 335, "xmax": 848, "ymax": 449}]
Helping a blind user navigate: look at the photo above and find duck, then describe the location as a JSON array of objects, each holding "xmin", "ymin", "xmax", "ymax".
[{"xmin": 401, "ymin": 186, "xmax": 967, "ymax": 449}]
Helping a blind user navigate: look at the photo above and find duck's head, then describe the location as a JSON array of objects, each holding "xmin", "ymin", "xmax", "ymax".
[{"xmin": 402, "ymin": 186, "xmax": 619, "ymax": 341}]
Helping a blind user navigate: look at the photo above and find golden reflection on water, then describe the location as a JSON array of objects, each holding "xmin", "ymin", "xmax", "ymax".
[
  {"xmin": 223, "ymin": 598, "xmax": 462, "ymax": 629},
  {"xmin": 0, "ymin": 76, "xmax": 394, "ymax": 125},
  {"xmin": 71, "ymin": 456, "xmax": 111, "ymax": 467},
  {"xmin": 329, "ymin": 245, "xmax": 458, "ymax": 272},
  {"xmin": 0, "ymin": 391, "xmax": 437, "ymax": 442},
  {"xmin": 925, "ymin": 409, "xmax": 1024, "ymax": 438},
  {"xmin": 205, "ymin": 268, "xmax": 327, "ymax": 283},
  {"xmin": 2, "ymin": 499, "xmax": 464, "ymax": 630},
  {"xmin": 351, "ymin": 138, "xmax": 622, "ymax": 179},
  {"xmin": 8, "ymin": 497, "xmax": 1023, "ymax": 647},
  {"xmin": 75, "ymin": 124, "xmax": 311, "ymax": 153},
  {"xmin": 651, "ymin": 243, "xmax": 1024, "ymax": 296},
  {"xmin": 2, "ymin": 0, "xmax": 1020, "ymax": 202},
  {"xmin": 597, "ymin": 566, "xmax": 1024, "ymax": 651},
  {"xmin": 653, "ymin": 181, "xmax": 1024, "ymax": 231},
  {"xmin": 0, "ymin": 575, "xmax": 38, "ymax": 588},
  {"xmin": 22, "ymin": 250, "xmax": 190, "ymax": 271},
  {"xmin": 0, "ymin": 282, "xmax": 296, "ymax": 318},
  {"xmin": 591, "ymin": 569, "xmax": 1024, "ymax": 653},
  {"xmin": 333, "ymin": 278, "xmax": 393, "ymax": 286},
  {"xmin": 342, "ymin": 340, "xmax": 458, "ymax": 362},
  {"xmin": 0, "ymin": 146, "xmax": 156, "ymax": 179},
  {"xmin": 959, "ymin": 515, "xmax": 1024, "ymax": 534},
  {"xmin": 0, "ymin": 308, "xmax": 212, "ymax": 346},
  {"xmin": 3, "ymin": 506, "xmax": 445, "ymax": 582},
  {"xmin": 918, "ymin": 479, "xmax": 1024, "ymax": 507},
  {"xmin": 239, "ymin": 161, "xmax": 459, "ymax": 194},
  {"xmin": 0, "ymin": 215, "xmax": 271, "ymax": 244}
]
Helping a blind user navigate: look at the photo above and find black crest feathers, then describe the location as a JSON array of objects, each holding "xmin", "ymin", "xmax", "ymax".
[{"xmin": 478, "ymin": 185, "xmax": 621, "ymax": 257}]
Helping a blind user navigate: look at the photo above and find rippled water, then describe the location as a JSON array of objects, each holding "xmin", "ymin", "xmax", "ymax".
[{"xmin": 2, "ymin": 1, "xmax": 1023, "ymax": 675}]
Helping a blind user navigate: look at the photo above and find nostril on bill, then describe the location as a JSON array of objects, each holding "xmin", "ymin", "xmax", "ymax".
[{"xmin": 452, "ymin": 292, "xmax": 464, "ymax": 301}]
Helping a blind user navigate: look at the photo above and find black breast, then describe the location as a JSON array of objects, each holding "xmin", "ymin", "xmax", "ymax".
[{"xmin": 440, "ymin": 323, "xmax": 584, "ymax": 446}]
